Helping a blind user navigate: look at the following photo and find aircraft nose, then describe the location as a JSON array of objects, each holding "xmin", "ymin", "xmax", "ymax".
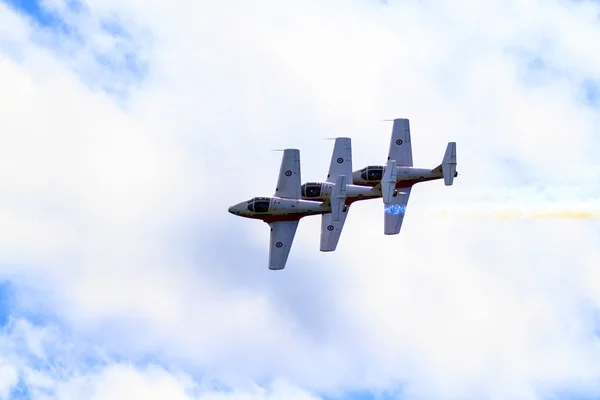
[{"xmin": 228, "ymin": 203, "xmax": 241, "ymax": 215}]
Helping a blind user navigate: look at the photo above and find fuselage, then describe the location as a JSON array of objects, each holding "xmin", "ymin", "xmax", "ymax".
[
  {"xmin": 300, "ymin": 181, "xmax": 381, "ymax": 205},
  {"xmin": 299, "ymin": 164, "xmax": 457, "ymax": 205},
  {"xmin": 228, "ymin": 196, "xmax": 330, "ymax": 223},
  {"xmin": 352, "ymin": 165, "xmax": 455, "ymax": 188}
]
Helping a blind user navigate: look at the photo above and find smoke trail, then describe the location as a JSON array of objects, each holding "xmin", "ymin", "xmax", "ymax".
[
  {"xmin": 436, "ymin": 209, "xmax": 600, "ymax": 220},
  {"xmin": 431, "ymin": 184, "xmax": 600, "ymax": 220},
  {"xmin": 467, "ymin": 184, "xmax": 600, "ymax": 204}
]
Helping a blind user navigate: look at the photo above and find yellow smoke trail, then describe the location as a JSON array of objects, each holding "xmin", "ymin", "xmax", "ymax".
[
  {"xmin": 430, "ymin": 184, "xmax": 600, "ymax": 220},
  {"xmin": 443, "ymin": 186, "xmax": 600, "ymax": 220}
]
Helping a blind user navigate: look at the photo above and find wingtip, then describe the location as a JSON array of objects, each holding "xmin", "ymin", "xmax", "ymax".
[{"xmin": 382, "ymin": 117, "xmax": 409, "ymax": 122}]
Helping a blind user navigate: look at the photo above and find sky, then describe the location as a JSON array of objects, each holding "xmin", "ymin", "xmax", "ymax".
[{"xmin": 1, "ymin": 0, "xmax": 600, "ymax": 399}]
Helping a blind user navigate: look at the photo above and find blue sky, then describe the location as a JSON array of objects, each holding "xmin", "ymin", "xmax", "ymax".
[
  {"xmin": 3, "ymin": 0, "xmax": 148, "ymax": 98},
  {"xmin": 4, "ymin": 0, "xmax": 66, "ymax": 27},
  {"xmin": 1, "ymin": 0, "xmax": 600, "ymax": 399},
  {"xmin": 0, "ymin": 281, "xmax": 11, "ymax": 327},
  {"xmin": 582, "ymin": 79, "xmax": 599, "ymax": 106}
]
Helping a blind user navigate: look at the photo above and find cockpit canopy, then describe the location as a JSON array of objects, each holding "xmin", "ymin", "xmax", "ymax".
[
  {"xmin": 247, "ymin": 197, "xmax": 270, "ymax": 213},
  {"xmin": 359, "ymin": 165, "xmax": 384, "ymax": 181},
  {"xmin": 301, "ymin": 182, "xmax": 322, "ymax": 198}
]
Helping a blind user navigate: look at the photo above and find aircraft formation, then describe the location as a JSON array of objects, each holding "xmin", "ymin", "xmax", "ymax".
[{"xmin": 228, "ymin": 118, "xmax": 458, "ymax": 270}]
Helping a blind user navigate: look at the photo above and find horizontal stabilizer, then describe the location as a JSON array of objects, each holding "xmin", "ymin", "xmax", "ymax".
[
  {"xmin": 381, "ymin": 160, "xmax": 397, "ymax": 204},
  {"xmin": 442, "ymin": 142, "xmax": 457, "ymax": 186},
  {"xmin": 330, "ymin": 174, "xmax": 347, "ymax": 221}
]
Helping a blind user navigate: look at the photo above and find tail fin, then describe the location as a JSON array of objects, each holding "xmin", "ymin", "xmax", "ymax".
[
  {"xmin": 442, "ymin": 142, "xmax": 457, "ymax": 186},
  {"xmin": 432, "ymin": 142, "xmax": 457, "ymax": 186}
]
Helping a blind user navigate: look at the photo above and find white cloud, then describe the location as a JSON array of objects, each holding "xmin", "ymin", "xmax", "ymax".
[
  {"xmin": 0, "ymin": 362, "xmax": 18, "ymax": 399},
  {"xmin": 0, "ymin": 317, "xmax": 322, "ymax": 400},
  {"xmin": 1, "ymin": 0, "xmax": 600, "ymax": 399}
]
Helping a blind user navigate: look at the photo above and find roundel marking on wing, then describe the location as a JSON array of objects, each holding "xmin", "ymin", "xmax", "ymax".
[
  {"xmin": 275, "ymin": 241, "xmax": 283, "ymax": 248},
  {"xmin": 396, "ymin": 139, "xmax": 403, "ymax": 145},
  {"xmin": 327, "ymin": 225, "xmax": 334, "ymax": 231},
  {"xmin": 337, "ymin": 157, "xmax": 344, "ymax": 163},
  {"xmin": 285, "ymin": 170, "xmax": 292, "ymax": 176}
]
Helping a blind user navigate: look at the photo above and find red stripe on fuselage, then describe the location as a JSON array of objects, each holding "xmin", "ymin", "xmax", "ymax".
[
  {"xmin": 359, "ymin": 176, "xmax": 440, "ymax": 189},
  {"xmin": 254, "ymin": 213, "xmax": 325, "ymax": 223},
  {"xmin": 396, "ymin": 176, "xmax": 439, "ymax": 188}
]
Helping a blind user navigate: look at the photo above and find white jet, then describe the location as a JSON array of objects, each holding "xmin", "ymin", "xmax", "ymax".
[
  {"xmin": 351, "ymin": 118, "xmax": 458, "ymax": 235},
  {"xmin": 299, "ymin": 137, "xmax": 381, "ymax": 252},
  {"xmin": 228, "ymin": 148, "xmax": 348, "ymax": 270}
]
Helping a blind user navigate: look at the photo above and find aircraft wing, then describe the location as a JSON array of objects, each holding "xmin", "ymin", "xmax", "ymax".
[
  {"xmin": 320, "ymin": 206, "xmax": 349, "ymax": 251},
  {"xmin": 387, "ymin": 118, "xmax": 413, "ymax": 167},
  {"xmin": 275, "ymin": 149, "xmax": 301, "ymax": 199},
  {"xmin": 321, "ymin": 138, "xmax": 351, "ymax": 251},
  {"xmin": 384, "ymin": 187, "xmax": 412, "ymax": 235},
  {"xmin": 268, "ymin": 220, "xmax": 300, "ymax": 270},
  {"xmin": 326, "ymin": 137, "xmax": 353, "ymax": 183}
]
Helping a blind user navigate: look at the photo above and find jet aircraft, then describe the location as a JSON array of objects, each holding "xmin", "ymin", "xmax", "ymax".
[
  {"xmin": 351, "ymin": 118, "xmax": 458, "ymax": 235},
  {"xmin": 299, "ymin": 137, "xmax": 380, "ymax": 252},
  {"xmin": 228, "ymin": 118, "xmax": 458, "ymax": 270},
  {"xmin": 228, "ymin": 148, "xmax": 348, "ymax": 270},
  {"xmin": 299, "ymin": 119, "xmax": 457, "ymax": 249}
]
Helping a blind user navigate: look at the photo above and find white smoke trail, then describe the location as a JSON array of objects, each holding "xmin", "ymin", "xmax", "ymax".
[
  {"xmin": 436, "ymin": 209, "xmax": 600, "ymax": 220},
  {"xmin": 433, "ymin": 184, "xmax": 600, "ymax": 220}
]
